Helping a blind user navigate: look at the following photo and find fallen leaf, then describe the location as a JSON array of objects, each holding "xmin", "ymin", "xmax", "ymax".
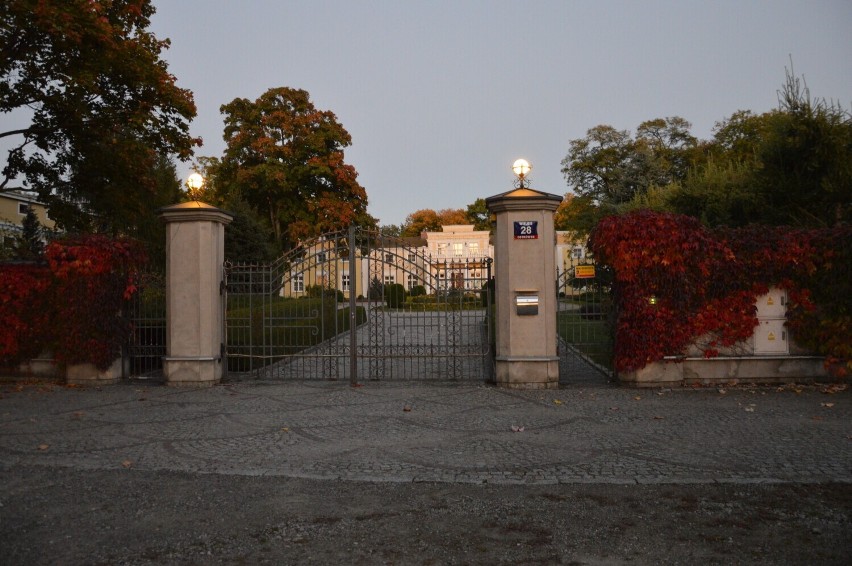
[
  {"xmin": 37, "ymin": 444, "xmax": 49, "ymax": 451},
  {"xmin": 718, "ymin": 388, "xmax": 727, "ymax": 395},
  {"xmin": 403, "ymin": 405, "xmax": 412, "ymax": 412},
  {"xmin": 511, "ymin": 425, "xmax": 525, "ymax": 432},
  {"xmin": 634, "ymin": 396, "xmax": 642, "ymax": 401},
  {"xmin": 281, "ymin": 427, "xmax": 289, "ymax": 432},
  {"xmin": 821, "ymin": 403, "xmax": 835, "ymax": 408},
  {"xmin": 72, "ymin": 411, "xmax": 85, "ymax": 418},
  {"xmin": 653, "ymin": 416, "xmax": 664, "ymax": 420},
  {"xmin": 553, "ymin": 399, "xmax": 563, "ymax": 405},
  {"xmin": 122, "ymin": 460, "xmax": 132, "ymax": 468},
  {"xmin": 744, "ymin": 406, "xmax": 755, "ymax": 412}
]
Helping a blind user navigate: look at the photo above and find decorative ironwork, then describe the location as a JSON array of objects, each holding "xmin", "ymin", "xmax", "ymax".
[
  {"xmin": 555, "ymin": 258, "xmax": 614, "ymax": 384},
  {"xmin": 224, "ymin": 227, "xmax": 493, "ymax": 382},
  {"xmin": 125, "ymin": 271, "xmax": 166, "ymax": 379}
]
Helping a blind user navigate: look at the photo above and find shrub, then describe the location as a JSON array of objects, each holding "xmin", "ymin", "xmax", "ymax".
[
  {"xmin": 384, "ymin": 283, "xmax": 407, "ymax": 308},
  {"xmin": 409, "ymin": 285, "xmax": 427, "ymax": 297}
]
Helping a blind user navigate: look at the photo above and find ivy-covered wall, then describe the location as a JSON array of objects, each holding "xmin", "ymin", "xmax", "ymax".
[
  {"xmin": 589, "ymin": 211, "xmax": 850, "ymax": 379},
  {"xmin": 0, "ymin": 235, "xmax": 146, "ymax": 374}
]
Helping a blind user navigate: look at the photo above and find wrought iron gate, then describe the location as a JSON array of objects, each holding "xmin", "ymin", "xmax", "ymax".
[
  {"xmin": 125, "ymin": 271, "xmax": 166, "ymax": 379},
  {"xmin": 224, "ymin": 226, "xmax": 493, "ymax": 382},
  {"xmin": 556, "ymin": 260, "xmax": 614, "ymax": 384}
]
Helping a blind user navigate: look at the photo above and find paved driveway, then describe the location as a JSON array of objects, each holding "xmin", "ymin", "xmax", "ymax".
[{"xmin": 1, "ymin": 380, "xmax": 848, "ymax": 485}]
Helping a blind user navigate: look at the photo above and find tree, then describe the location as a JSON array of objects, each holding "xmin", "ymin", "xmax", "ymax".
[
  {"xmin": 437, "ymin": 208, "xmax": 467, "ymax": 225},
  {"xmin": 754, "ymin": 68, "xmax": 852, "ymax": 226},
  {"xmin": 0, "ymin": 0, "xmax": 199, "ymax": 233},
  {"xmin": 561, "ymin": 118, "xmax": 702, "ymax": 210},
  {"xmin": 554, "ymin": 193, "xmax": 601, "ymax": 237},
  {"xmin": 465, "ymin": 198, "xmax": 492, "ymax": 231},
  {"xmin": 380, "ymin": 224, "xmax": 403, "ymax": 237},
  {"xmin": 13, "ymin": 207, "xmax": 45, "ymax": 260},
  {"xmin": 662, "ymin": 68, "xmax": 851, "ymax": 228},
  {"xmin": 401, "ymin": 209, "xmax": 441, "ymax": 237},
  {"xmin": 215, "ymin": 87, "xmax": 368, "ymax": 250}
]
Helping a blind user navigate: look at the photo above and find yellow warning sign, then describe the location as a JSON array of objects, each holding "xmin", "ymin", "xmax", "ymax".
[
  {"xmin": 767, "ymin": 297, "xmax": 774, "ymax": 305},
  {"xmin": 575, "ymin": 265, "xmax": 596, "ymax": 279},
  {"xmin": 768, "ymin": 332, "xmax": 776, "ymax": 341}
]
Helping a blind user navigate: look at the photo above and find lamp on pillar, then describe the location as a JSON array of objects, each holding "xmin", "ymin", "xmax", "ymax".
[
  {"xmin": 511, "ymin": 158, "xmax": 532, "ymax": 188},
  {"xmin": 186, "ymin": 172, "xmax": 204, "ymax": 201}
]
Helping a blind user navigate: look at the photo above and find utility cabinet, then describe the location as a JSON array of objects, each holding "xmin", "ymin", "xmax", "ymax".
[{"xmin": 753, "ymin": 288, "xmax": 789, "ymax": 355}]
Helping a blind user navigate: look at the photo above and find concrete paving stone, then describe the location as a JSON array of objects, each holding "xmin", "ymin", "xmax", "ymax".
[{"xmin": 1, "ymin": 380, "xmax": 851, "ymax": 485}]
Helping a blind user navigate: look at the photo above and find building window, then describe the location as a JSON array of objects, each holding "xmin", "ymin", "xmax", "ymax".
[
  {"xmin": 437, "ymin": 243, "xmax": 448, "ymax": 255},
  {"xmin": 452, "ymin": 243, "xmax": 464, "ymax": 256},
  {"xmin": 385, "ymin": 252, "xmax": 394, "ymax": 263},
  {"xmin": 408, "ymin": 252, "xmax": 416, "ymax": 262},
  {"xmin": 292, "ymin": 274, "xmax": 304, "ymax": 293},
  {"xmin": 384, "ymin": 274, "xmax": 395, "ymax": 285},
  {"xmin": 316, "ymin": 252, "xmax": 326, "ymax": 263},
  {"xmin": 572, "ymin": 247, "xmax": 584, "ymax": 259},
  {"xmin": 407, "ymin": 274, "xmax": 417, "ymax": 290},
  {"xmin": 341, "ymin": 273, "xmax": 350, "ymax": 292},
  {"xmin": 18, "ymin": 203, "xmax": 30, "ymax": 215},
  {"xmin": 468, "ymin": 242, "xmax": 479, "ymax": 255}
]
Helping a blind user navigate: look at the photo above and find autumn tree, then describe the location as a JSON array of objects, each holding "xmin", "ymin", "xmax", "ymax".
[
  {"xmin": 0, "ymin": 0, "xmax": 198, "ymax": 233},
  {"xmin": 214, "ymin": 87, "xmax": 369, "ymax": 250},
  {"xmin": 437, "ymin": 208, "xmax": 467, "ymax": 225},
  {"xmin": 401, "ymin": 209, "xmax": 441, "ymax": 237}
]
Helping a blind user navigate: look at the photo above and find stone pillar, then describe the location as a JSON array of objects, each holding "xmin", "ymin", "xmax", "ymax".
[
  {"xmin": 486, "ymin": 188, "xmax": 563, "ymax": 389},
  {"xmin": 159, "ymin": 202, "xmax": 233, "ymax": 387}
]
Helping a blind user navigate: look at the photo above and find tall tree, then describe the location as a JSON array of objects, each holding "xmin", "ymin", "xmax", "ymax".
[
  {"xmin": 437, "ymin": 208, "xmax": 467, "ymax": 225},
  {"xmin": 465, "ymin": 198, "xmax": 492, "ymax": 231},
  {"xmin": 0, "ymin": 0, "xmax": 198, "ymax": 232},
  {"xmin": 216, "ymin": 87, "xmax": 368, "ymax": 249},
  {"xmin": 401, "ymin": 209, "xmax": 441, "ymax": 237}
]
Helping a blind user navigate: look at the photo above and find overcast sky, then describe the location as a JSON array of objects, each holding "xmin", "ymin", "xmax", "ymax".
[{"xmin": 149, "ymin": 0, "xmax": 852, "ymax": 226}]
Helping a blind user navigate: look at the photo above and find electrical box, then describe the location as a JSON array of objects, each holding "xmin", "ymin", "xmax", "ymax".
[
  {"xmin": 516, "ymin": 293, "xmax": 539, "ymax": 316},
  {"xmin": 755, "ymin": 288, "xmax": 786, "ymax": 319},
  {"xmin": 754, "ymin": 319, "xmax": 788, "ymax": 354},
  {"xmin": 754, "ymin": 288, "xmax": 789, "ymax": 355}
]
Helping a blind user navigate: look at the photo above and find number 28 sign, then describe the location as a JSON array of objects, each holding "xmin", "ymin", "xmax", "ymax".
[{"xmin": 513, "ymin": 221, "xmax": 538, "ymax": 240}]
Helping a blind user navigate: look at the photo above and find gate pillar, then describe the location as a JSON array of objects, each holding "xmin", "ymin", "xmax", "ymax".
[
  {"xmin": 486, "ymin": 184, "xmax": 562, "ymax": 389},
  {"xmin": 159, "ymin": 202, "xmax": 233, "ymax": 387}
]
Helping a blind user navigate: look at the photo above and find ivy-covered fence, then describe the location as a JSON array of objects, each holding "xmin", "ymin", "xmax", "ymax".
[
  {"xmin": 589, "ymin": 211, "xmax": 850, "ymax": 378},
  {"xmin": 0, "ymin": 235, "xmax": 147, "ymax": 375}
]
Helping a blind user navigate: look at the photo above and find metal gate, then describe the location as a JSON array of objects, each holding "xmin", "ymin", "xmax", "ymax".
[
  {"xmin": 125, "ymin": 271, "xmax": 166, "ymax": 379},
  {"xmin": 556, "ymin": 260, "xmax": 614, "ymax": 384},
  {"xmin": 224, "ymin": 226, "xmax": 493, "ymax": 382}
]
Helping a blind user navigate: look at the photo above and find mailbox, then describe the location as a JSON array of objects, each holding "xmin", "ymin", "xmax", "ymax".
[{"xmin": 516, "ymin": 293, "xmax": 539, "ymax": 316}]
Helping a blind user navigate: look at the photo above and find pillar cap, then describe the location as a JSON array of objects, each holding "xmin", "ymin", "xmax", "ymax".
[
  {"xmin": 485, "ymin": 187, "xmax": 563, "ymax": 213},
  {"xmin": 158, "ymin": 201, "xmax": 234, "ymax": 225}
]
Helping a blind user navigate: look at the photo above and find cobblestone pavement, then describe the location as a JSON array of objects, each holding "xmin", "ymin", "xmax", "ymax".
[{"xmin": 1, "ymin": 379, "xmax": 849, "ymax": 486}]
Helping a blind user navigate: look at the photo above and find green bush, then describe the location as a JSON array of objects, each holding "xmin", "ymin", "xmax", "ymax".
[
  {"xmin": 409, "ymin": 285, "xmax": 427, "ymax": 297},
  {"xmin": 384, "ymin": 283, "xmax": 407, "ymax": 308}
]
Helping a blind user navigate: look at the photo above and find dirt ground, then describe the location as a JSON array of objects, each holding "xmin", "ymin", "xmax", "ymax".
[{"xmin": 1, "ymin": 465, "xmax": 850, "ymax": 565}]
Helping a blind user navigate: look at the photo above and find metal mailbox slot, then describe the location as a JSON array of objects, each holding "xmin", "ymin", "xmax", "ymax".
[{"xmin": 516, "ymin": 294, "xmax": 539, "ymax": 316}]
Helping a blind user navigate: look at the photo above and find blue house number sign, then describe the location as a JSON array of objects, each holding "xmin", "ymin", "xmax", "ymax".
[{"xmin": 514, "ymin": 221, "xmax": 538, "ymax": 240}]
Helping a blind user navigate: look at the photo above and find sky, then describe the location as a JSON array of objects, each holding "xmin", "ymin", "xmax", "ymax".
[{"xmin": 148, "ymin": 0, "xmax": 852, "ymax": 226}]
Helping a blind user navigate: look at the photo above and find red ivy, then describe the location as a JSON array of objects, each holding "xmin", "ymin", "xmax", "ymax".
[
  {"xmin": 0, "ymin": 235, "xmax": 147, "ymax": 371},
  {"xmin": 590, "ymin": 211, "xmax": 850, "ymax": 377}
]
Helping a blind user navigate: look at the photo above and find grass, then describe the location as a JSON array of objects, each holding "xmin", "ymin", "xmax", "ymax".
[
  {"xmin": 557, "ymin": 309, "xmax": 614, "ymax": 370},
  {"xmin": 226, "ymin": 295, "xmax": 366, "ymax": 372}
]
